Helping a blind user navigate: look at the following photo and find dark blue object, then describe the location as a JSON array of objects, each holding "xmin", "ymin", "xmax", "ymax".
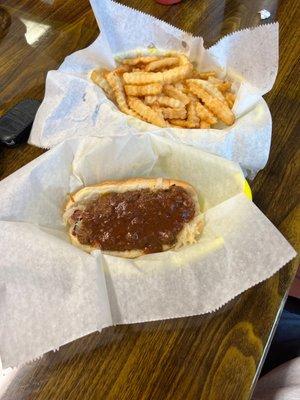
[
  {"xmin": 261, "ymin": 296, "xmax": 300, "ymax": 375},
  {"xmin": 0, "ymin": 99, "xmax": 41, "ymax": 147}
]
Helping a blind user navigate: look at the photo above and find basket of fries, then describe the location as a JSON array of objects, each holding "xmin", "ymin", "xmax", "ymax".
[
  {"xmin": 29, "ymin": 0, "xmax": 278, "ymax": 178},
  {"xmin": 91, "ymin": 52, "xmax": 235, "ymax": 129}
]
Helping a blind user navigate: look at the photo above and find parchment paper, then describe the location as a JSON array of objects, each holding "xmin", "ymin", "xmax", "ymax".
[
  {"xmin": 29, "ymin": 0, "xmax": 278, "ymax": 178},
  {"xmin": 0, "ymin": 134, "xmax": 295, "ymax": 369}
]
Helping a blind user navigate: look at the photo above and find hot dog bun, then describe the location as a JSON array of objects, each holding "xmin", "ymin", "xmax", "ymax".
[{"xmin": 63, "ymin": 178, "xmax": 203, "ymax": 258}]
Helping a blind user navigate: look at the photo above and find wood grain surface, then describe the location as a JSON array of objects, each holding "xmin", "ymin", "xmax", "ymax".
[{"xmin": 0, "ymin": 0, "xmax": 299, "ymax": 399}]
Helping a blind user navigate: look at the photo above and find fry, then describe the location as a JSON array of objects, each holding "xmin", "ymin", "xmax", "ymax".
[
  {"xmin": 218, "ymin": 82, "xmax": 232, "ymax": 93},
  {"xmin": 144, "ymin": 95, "xmax": 159, "ymax": 105},
  {"xmin": 151, "ymin": 103, "xmax": 164, "ymax": 120},
  {"xmin": 163, "ymin": 84, "xmax": 190, "ymax": 105},
  {"xmin": 187, "ymin": 81, "xmax": 235, "ymax": 125},
  {"xmin": 187, "ymin": 102, "xmax": 200, "ymax": 128},
  {"xmin": 145, "ymin": 57, "xmax": 179, "ymax": 72},
  {"xmin": 144, "ymin": 95, "xmax": 184, "ymax": 108},
  {"xmin": 123, "ymin": 54, "xmax": 192, "ymax": 85},
  {"xmin": 194, "ymin": 102, "xmax": 218, "ymax": 125},
  {"xmin": 169, "ymin": 119, "xmax": 189, "ymax": 128},
  {"xmin": 127, "ymin": 97, "xmax": 167, "ymax": 127},
  {"xmin": 169, "ymin": 119, "xmax": 196, "ymax": 128},
  {"xmin": 90, "ymin": 69, "xmax": 114, "ymax": 100},
  {"xmin": 121, "ymin": 56, "xmax": 160, "ymax": 65},
  {"xmin": 114, "ymin": 64, "xmax": 131, "ymax": 75},
  {"xmin": 123, "ymin": 71, "xmax": 164, "ymax": 84},
  {"xmin": 156, "ymin": 95, "xmax": 184, "ymax": 108},
  {"xmin": 187, "ymin": 79, "xmax": 225, "ymax": 102},
  {"xmin": 124, "ymin": 83, "xmax": 162, "ymax": 96},
  {"xmin": 187, "ymin": 92, "xmax": 198, "ymax": 102},
  {"xmin": 200, "ymin": 121, "xmax": 211, "ymax": 129},
  {"xmin": 192, "ymin": 70, "xmax": 217, "ymax": 79},
  {"xmin": 208, "ymin": 77, "xmax": 232, "ymax": 93},
  {"xmin": 225, "ymin": 92, "xmax": 236, "ymax": 108},
  {"xmin": 161, "ymin": 107, "xmax": 187, "ymax": 120},
  {"xmin": 162, "ymin": 54, "xmax": 193, "ymax": 83},
  {"xmin": 123, "ymin": 66, "xmax": 192, "ymax": 84},
  {"xmin": 174, "ymin": 82, "xmax": 185, "ymax": 91},
  {"xmin": 207, "ymin": 77, "xmax": 223, "ymax": 85},
  {"xmin": 106, "ymin": 71, "xmax": 137, "ymax": 117}
]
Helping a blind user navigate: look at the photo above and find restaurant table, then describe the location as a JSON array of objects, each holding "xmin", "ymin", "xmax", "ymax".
[{"xmin": 0, "ymin": 1, "xmax": 299, "ymax": 399}]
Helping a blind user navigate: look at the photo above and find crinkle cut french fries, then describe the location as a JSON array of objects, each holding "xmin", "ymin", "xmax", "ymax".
[{"xmin": 90, "ymin": 53, "xmax": 236, "ymax": 129}]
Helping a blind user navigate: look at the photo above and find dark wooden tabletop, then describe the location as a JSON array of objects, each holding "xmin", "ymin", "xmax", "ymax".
[{"xmin": 0, "ymin": 1, "xmax": 299, "ymax": 399}]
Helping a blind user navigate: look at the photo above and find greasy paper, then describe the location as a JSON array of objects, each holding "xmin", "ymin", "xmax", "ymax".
[
  {"xmin": 29, "ymin": 0, "xmax": 278, "ymax": 178},
  {"xmin": 0, "ymin": 135, "xmax": 295, "ymax": 368}
]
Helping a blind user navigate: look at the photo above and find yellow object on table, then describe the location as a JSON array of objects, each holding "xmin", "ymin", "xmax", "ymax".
[{"xmin": 244, "ymin": 180, "xmax": 252, "ymax": 200}]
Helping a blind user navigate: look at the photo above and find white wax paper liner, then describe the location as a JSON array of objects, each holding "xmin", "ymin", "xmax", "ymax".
[
  {"xmin": 29, "ymin": 0, "xmax": 278, "ymax": 178},
  {"xmin": 0, "ymin": 134, "xmax": 295, "ymax": 369}
]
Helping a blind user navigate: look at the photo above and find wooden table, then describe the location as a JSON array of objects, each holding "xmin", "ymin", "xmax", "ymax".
[{"xmin": 0, "ymin": 1, "xmax": 299, "ymax": 399}]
